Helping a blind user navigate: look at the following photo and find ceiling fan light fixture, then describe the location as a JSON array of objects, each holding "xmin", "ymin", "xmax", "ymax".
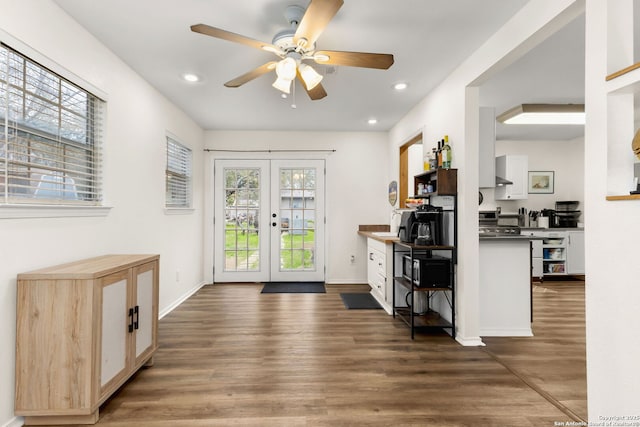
[
  {"xmin": 272, "ymin": 76, "xmax": 293, "ymax": 94},
  {"xmin": 497, "ymin": 104, "xmax": 585, "ymax": 125},
  {"xmin": 275, "ymin": 57, "xmax": 297, "ymax": 81},
  {"xmin": 299, "ymin": 63, "xmax": 323, "ymax": 90}
]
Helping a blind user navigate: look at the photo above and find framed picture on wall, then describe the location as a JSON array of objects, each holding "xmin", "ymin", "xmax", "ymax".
[{"xmin": 528, "ymin": 171, "xmax": 554, "ymax": 194}]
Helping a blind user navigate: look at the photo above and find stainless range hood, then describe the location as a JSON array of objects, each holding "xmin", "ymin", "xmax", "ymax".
[{"xmin": 496, "ymin": 176, "xmax": 513, "ymax": 186}]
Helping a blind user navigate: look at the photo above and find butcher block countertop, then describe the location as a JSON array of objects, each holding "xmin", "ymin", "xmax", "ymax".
[{"xmin": 357, "ymin": 225, "xmax": 399, "ymax": 243}]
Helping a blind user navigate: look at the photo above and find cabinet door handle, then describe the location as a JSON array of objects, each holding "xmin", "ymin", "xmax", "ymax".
[
  {"xmin": 128, "ymin": 307, "xmax": 134, "ymax": 333},
  {"xmin": 369, "ymin": 252, "xmax": 374, "ymax": 261},
  {"xmin": 133, "ymin": 305, "xmax": 139, "ymax": 330}
]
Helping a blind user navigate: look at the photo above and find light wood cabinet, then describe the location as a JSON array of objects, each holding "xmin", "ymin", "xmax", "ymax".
[{"xmin": 15, "ymin": 254, "xmax": 159, "ymax": 425}]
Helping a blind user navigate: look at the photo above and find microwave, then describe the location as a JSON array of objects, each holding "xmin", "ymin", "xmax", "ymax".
[{"xmin": 402, "ymin": 255, "xmax": 452, "ymax": 288}]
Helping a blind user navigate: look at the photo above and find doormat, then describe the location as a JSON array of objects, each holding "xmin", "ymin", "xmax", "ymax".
[
  {"xmin": 261, "ymin": 282, "xmax": 326, "ymax": 294},
  {"xmin": 340, "ymin": 293, "xmax": 382, "ymax": 309}
]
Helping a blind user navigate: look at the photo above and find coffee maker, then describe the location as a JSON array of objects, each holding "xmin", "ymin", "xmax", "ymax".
[{"xmin": 412, "ymin": 204, "xmax": 443, "ymax": 245}]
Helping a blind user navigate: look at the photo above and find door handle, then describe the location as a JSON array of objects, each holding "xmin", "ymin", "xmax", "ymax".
[
  {"xmin": 128, "ymin": 307, "xmax": 134, "ymax": 333},
  {"xmin": 133, "ymin": 305, "xmax": 139, "ymax": 330}
]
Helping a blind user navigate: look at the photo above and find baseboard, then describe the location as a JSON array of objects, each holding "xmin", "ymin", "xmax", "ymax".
[
  {"xmin": 3, "ymin": 416, "xmax": 24, "ymax": 427},
  {"xmin": 455, "ymin": 336, "xmax": 486, "ymax": 347},
  {"xmin": 158, "ymin": 281, "xmax": 207, "ymax": 319},
  {"xmin": 480, "ymin": 328, "xmax": 533, "ymax": 337},
  {"xmin": 324, "ymin": 280, "xmax": 368, "ymax": 285}
]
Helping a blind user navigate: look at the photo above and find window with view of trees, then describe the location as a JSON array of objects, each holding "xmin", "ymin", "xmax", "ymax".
[
  {"xmin": 0, "ymin": 44, "xmax": 104, "ymax": 205},
  {"xmin": 165, "ymin": 136, "xmax": 192, "ymax": 208}
]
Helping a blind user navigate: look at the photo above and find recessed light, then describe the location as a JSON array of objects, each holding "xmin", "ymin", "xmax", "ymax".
[
  {"xmin": 368, "ymin": 118, "xmax": 378, "ymax": 125},
  {"xmin": 182, "ymin": 73, "xmax": 200, "ymax": 83},
  {"xmin": 393, "ymin": 82, "xmax": 408, "ymax": 91}
]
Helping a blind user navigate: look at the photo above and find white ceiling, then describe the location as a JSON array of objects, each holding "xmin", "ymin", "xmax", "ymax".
[{"xmin": 51, "ymin": 0, "xmax": 586, "ymax": 139}]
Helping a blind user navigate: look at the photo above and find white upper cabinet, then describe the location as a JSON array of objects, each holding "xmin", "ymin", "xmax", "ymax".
[{"xmin": 495, "ymin": 155, "xmax": 528, "ymax": 200}]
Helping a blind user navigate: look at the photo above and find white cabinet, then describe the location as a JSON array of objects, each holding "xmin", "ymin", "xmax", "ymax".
[
  {"xmin": 522, "ymin": 230, "xmax": 584, "ymax": 276},
  {"xmin": 531, "ymin": 239, "xmax": 544, "ymax": 280},
  {"xmin": 566, "ymin": 230, "xmax": 585, "ymax": 274},
  {"xmin": 495, "ymin": 155, "xmax": 528, "ymax": 200},
  {"xmin": 479, "ymin": 107, "xmax": 496, "ymax": 188},
  {"xmin": 15, "ymin": 254, "xmax": 159, "ymax": 425},
  {"xmin": 541, "ymin": 232, "xmax": 567, "ymax": 275},
  {"xmin": 366, "ymin": 238, "xmax": 395, "ymax": 314}
]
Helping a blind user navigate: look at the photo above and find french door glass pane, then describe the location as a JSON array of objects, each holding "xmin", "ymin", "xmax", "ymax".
[
  {"xmin": 279, "ymin": 168, "xmax": 316, "ymax": 271},
  {"xmin": 224, "ymin": 168, "xmax": 260, "ymax": 271}
]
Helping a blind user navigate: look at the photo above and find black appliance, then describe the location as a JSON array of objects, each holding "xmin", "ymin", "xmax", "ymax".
[
  {"xmin": 412, "ymin": 204, "xmax": 443, "ymax": 245},
  {"xmin": 540, "ymin": 208, "xmax": 558, "ymax": 228},
  {"xmin": 398, "ymin": 211, "xmax": 416, "ymax": 243},
  {"xmin": 402, "ymin": 254, "xmax": 452, "ymax": 288},
  {"xmin": 554, "ymin": 201, "xmax": 581, "ymax": 228}
]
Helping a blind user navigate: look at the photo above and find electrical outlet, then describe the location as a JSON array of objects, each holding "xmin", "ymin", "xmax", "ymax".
[
  {"xmin": 175, "ymin": 270, "xmax": 180, "ymax": 282},
  {"xmin": 350, "ymin": 255, "xmax": 355, "ymax": 264}
]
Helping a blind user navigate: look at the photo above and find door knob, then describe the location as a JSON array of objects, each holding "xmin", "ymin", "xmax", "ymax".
[
  {"xmin": 272, "ymin": 222, "xmax": 277, "ymax": 227},
  {"xmin": 272, "ymin": 213, "xmax": 277, "ymax": 218}
]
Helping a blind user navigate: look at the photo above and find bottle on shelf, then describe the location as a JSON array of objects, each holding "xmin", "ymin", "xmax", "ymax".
[
  {"xmin": 430, "ymin": 148, "xmax": 438, "ymax": 169},
  {"xmin": 442, "ymin": 135, "xmax": 452, "ymax": 169},
  {"xmin": 437, "ymin": 140, "xmax": 443, "ymax": 168}
]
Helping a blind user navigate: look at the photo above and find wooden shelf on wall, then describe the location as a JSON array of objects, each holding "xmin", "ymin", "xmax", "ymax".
[
  {"xmin": 605, "ymin": 194, "xmax": 640, "ymax": 201},
  {"xmin": 606, "ymin": 62, "xmax": 640, "ymax": 81}
]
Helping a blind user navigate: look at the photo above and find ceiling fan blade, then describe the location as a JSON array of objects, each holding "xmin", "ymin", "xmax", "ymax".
[
  {"xmin": 296, "ymin": 73, "xmax": 327, "ymax": 100},
  {"xmin": 224, "ymin": 62, "xmax": 277, "ymax": 88},
  {"xmin": 314, "ymin": 50, "xmax": 394, "ymax": 69},
  {"xmin": 294, "ymin": 0, "xmax": 344, "ymax": 48},
  {"xmin": 191, "ymin": 24, "xmax": 277, "ymax": 52}
]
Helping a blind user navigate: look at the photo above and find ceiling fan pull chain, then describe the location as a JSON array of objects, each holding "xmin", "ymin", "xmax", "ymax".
[{"xmin": 291, "ymin": 80, "xmax": 297, "ymax": 109}]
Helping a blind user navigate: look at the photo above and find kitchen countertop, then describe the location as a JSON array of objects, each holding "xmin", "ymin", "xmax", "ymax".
[
  {"xmin": 520, "ymin": 227, "xmax": 584, "ymax": 232},
  {"xmin": 357, "ymin": 225, "xmax": 399, "ymax": 243},
  {"xmin": 479, "ymin": 235, "xmax": 545, "ymax": 241}
]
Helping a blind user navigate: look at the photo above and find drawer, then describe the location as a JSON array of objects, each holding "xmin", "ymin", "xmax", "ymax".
[
  {"xmin": 368, "ymin": 247, "xmax": 386, "ymax": 277},
  {"xmin": 371, "ymin": 273, "xmax": 386, "ymax": 298}
]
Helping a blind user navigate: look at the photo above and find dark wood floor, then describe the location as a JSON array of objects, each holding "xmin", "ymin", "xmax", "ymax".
[{"xmin": 91, "ymin": 280, "xmax": 586, "ymax": 426}]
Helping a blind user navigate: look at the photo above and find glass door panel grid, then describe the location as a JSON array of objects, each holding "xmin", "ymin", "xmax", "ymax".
[
  {"xmin": 279, "ymin": 168, "xmax": 316, "ymax": 271},
  {"xmin": 223, "ymin": 168, "xmax": 260, "ymax": 271}
]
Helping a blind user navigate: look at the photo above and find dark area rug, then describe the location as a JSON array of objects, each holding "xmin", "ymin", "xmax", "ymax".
[
  {"xmin": 261, "ymin": 282, "xmax": 326, "ymax": 294},
  {"xmin": 340, "ymin": 293, "xmax": 382, "ymax": 309}
]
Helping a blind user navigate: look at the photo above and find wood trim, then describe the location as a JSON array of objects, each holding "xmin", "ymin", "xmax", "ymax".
[
  {"xmin": 399, "ymin": 133, "xmax": 423, "ymax": 208},
  {"xmin": 606, "ymin": 194, "xmax": 640, "ymax": 201},
  {"xmin": 606, "ymin": 61, "xmax": 640, "ymax": 81}
]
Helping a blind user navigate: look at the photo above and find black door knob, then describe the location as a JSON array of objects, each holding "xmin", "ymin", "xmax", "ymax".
[
  {"xmin": 272, "ymin": 213, "xmax": 277, "ymax": 218},
  {"xmin": 272, "ymin": 222, "xmax": 277, "ymax": 227}
]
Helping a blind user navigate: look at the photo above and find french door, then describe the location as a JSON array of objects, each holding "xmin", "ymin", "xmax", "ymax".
[{"xmin": 213, "ymin": 159, "xmax": 325, "ymax": 283}]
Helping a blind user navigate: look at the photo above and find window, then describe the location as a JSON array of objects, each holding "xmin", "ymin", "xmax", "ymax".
[
  {"xmin": 165, "ymin": 136, "xmax": 192, "ymax": 208},
  {"xmin": 0, "ymin": 44, "xmax": 104, "ymax": 206}
]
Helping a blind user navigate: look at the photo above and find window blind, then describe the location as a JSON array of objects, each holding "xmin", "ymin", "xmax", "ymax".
[
  {"xmin": 166, "ymin": 136, "xmax": 192, "ymax": 208},
  {"xmin": 0, "ymin": 44, "xmax": 104, "ymax": 205}
]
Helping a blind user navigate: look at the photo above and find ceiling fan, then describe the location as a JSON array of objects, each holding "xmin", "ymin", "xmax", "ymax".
[{"xmin": 190, "ymin": 0, "xmax": 394, "ymax": 100}]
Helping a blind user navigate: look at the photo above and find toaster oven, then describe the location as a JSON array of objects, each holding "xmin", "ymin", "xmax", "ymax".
[{"xmin": 402, "ymin": 255, "xmax": 452, "ymax": 288}]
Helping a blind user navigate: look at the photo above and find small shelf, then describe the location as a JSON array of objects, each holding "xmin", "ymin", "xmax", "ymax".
[
  {"xmin": 606, "ymin": 194, "xmax": 640, "ymax": 201},
  {"xmin": 394, "ymin": 277, "xmax": 453, "ymax": 292},
  {"xmin": 394, "ymin": 308, "xmax": 453, "ymax": 330},
  {"xmin": 606, "ymin": 61, "xmax": 640, "ymax": 81}
]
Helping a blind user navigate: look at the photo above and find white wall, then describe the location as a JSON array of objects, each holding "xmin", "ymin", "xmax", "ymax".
[
  {"xmin": 480, "ymin": 137, "xmax": 585, "ymax": 216},
  {"xmin": 584, "ymin": 0, "xmax": 640, "ymax": 418},
  {"xmin": 389, "ymin": 0, "xmax": 584, "ymax": 346},
  {"xmin": 203, "ymin": 131, "xmax": 390, "ymax": 285},
  {"xmin": 0, "ymin": 1, "xmax": 205, "ymax": 425}
]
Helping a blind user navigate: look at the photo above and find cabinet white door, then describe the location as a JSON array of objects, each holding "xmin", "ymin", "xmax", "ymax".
[
  {"xmin": 495, "ymin": 155, "xmax": 528, "ymax": 200},
  {"xmin": 133, "ymin": 262, "xmax": 157, "ymax": 365},
  {"xmin": 566, "ymin": 231, "xmax": 585, "ymax": 274},
  {"xmin": 100, "ymin": 271, "xmax": 129, "ymax": 390}
]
